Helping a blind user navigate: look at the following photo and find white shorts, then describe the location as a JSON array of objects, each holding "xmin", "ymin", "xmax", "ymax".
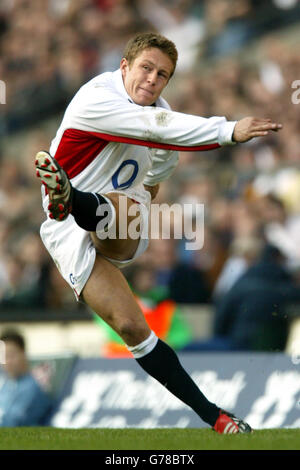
[{"xmin": 40, "ymin": 186, "xmax": 151, "ymax": 300}]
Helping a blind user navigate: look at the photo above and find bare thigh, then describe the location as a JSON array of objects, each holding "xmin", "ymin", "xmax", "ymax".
[
  {"xmin": 90, "ymin": 192, "xmax": 142, "ymax": 261},
  {"xmin": 82, "ymin": 253, "xmax": 151, "ymax": 346}
]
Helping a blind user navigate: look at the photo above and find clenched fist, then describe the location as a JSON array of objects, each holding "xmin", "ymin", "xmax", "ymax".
[{"xmin": 233, "ymin": 117, "xmax": 282, "ymax": 143}]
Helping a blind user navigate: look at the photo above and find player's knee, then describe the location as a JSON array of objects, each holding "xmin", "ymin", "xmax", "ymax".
[{"xmin": 117, "ymin": 318, "xmax": 149, "ymax": 346}]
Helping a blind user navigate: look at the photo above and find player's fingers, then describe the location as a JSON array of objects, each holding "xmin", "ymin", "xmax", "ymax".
[
  {"xmin": 268, "ymin": 123, "xmax": 282, "ymax": 129},
  {"xmin": 253, "ymin": 118, "xmax": 272, "ymax": 123},
  {"xmin": 250, "ymin": 131, "xmax": 269, "ymax": 137},
  {"xmin": 250, "ymin": 118, "xmax": 272, "ymax": 125},
  {"xmin": 251, "ymin": 123, "xmax": 282, "ymax": 131}
]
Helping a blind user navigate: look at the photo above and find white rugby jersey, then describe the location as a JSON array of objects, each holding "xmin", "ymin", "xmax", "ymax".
[{"xmin": 48, "ymin": 69, "xmax": 236, "ymax": 195}]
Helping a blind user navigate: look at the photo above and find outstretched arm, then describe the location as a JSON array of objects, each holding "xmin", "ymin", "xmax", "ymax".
[
  {"xmin": 71, "ymin": 80, "xmax": 283, "ymax": 151},
  {"xmin": 141, "ymin": 117, "xmax": 283, "ymax": 189}
]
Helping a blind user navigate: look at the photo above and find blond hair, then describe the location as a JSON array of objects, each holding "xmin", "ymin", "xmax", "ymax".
[{"xmin": 123, "ymin": 32, "xmax": 178, "ymax": 77}]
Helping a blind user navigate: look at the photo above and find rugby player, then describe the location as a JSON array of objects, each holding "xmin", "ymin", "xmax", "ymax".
[{"xmin": 35, "ymin": 32, "xmax": 282, "ymax": 433}]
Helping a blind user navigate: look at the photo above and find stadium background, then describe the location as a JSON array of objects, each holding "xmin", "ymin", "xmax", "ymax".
[{"xmin": 0, "ymin": 0, "xmax": 300, "ymax": 430}]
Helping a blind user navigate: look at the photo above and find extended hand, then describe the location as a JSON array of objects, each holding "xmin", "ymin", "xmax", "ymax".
[{"xmin": 233, "ymin": 117, "xmax": 283, "ymax": 143}]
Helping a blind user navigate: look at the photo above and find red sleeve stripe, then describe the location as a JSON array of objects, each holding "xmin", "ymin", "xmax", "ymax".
[
  {"xmin": 54, "ymin": 128, "xmax": 220, "ymax": 180},
  {"xmin": 89, "ymin": 131, "xmax": 221, "ymax": 152}
]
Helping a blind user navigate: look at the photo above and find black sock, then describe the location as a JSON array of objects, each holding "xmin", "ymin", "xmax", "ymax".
[
  {"xmin": 71, "ymin": 188, "xmax": 111, "ymax": 231},
  {"xmin": 136, "ymin": 339, "xmax": 220, "ymax": 426}
]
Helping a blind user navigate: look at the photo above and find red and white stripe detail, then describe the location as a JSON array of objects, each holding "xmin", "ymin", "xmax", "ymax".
[
  {"xmin": 54, "ymin": 128, "xmax": 220, "ymax": 179},
  {"xmin": 223, "ymin": 422, "xmax": 239, "ymax": 434}
]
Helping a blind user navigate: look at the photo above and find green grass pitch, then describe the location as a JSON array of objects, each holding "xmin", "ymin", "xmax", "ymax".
[{"xmin": 0, "ymin": 428, "xmax": 299, "ymax": 450}]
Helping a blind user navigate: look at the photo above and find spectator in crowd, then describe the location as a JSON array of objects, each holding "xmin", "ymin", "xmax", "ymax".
[
  {"xmin": 212, "ymin": 244, "xmax": 300, "ymax": 351},
  {"xmin": 202, "ymin": 0, "xmax": 257, "ymax": 58},
  {"xmin": 257, "ymin": 193, "xmax": 300, "ymax": 271},
  {"xmin": 0, "ymin": 233, "xmax": 51, "ymax": 309},
  {"xmin": 213, "ymin": 235, "xmax": 263, "ymax": 300},
  {"xmin": 0, "ymin": 330, "xmax": 53, "ymax": 426}
]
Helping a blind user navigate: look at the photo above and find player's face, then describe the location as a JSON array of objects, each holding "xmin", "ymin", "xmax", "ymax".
[{"xmin": 120, "ymin": 48, "xmax": 174, "ymax": 106}]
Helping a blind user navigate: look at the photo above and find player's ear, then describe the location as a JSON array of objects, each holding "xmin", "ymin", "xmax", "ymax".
[{"xmin": 120, "ymin": 58, "xmax": 129, "ymax": 78}]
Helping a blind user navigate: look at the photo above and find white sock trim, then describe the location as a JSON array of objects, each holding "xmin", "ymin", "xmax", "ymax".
[{"xmin": 127, "ymin": 331, "xmax": 158, "ymax": 359}]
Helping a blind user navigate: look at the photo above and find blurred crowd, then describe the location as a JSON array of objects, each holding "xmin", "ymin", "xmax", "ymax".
[{"xmin": 1, "ymin": 0, "xmax": 300, "ymax": 350}]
